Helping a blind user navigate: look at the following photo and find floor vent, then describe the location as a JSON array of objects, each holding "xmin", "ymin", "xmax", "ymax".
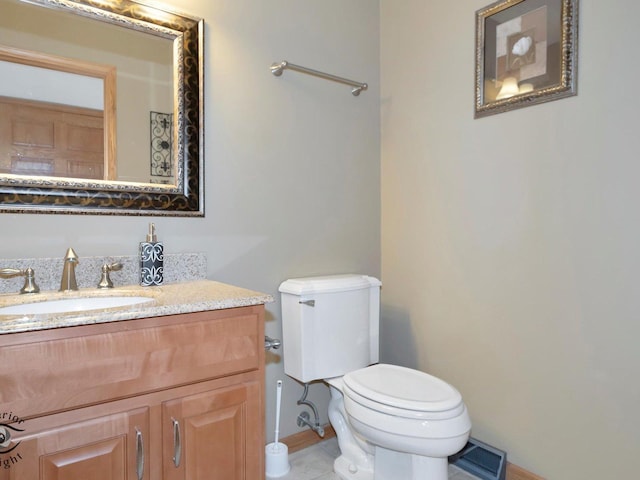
[{"xmin": 449, "ymin": 437, "xmax": 507, "ymax": 480}]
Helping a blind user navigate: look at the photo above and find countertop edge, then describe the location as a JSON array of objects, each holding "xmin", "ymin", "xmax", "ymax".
[{"xmin": 0, "ymin": 280, "xmax": 274, "ymax": 335}]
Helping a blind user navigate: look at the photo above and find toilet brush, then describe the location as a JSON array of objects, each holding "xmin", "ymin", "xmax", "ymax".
[
  {"xmin": 275, "ymin": 379, "xmax": 282, "ymax": 445},
  {"xmin": 265, "ymin": 380, "xmax": 290, "ymax": 477}
]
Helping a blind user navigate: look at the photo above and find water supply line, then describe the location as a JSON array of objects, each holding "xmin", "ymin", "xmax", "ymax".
[{"xmin": 296, "ymin": 383, "xmax": 325, "ymax": 437}]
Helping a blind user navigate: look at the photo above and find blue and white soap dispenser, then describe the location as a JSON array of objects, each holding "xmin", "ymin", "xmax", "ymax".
[{"xmin": 140, "ymin": 223, "xmax": 163, "ymax": 286}]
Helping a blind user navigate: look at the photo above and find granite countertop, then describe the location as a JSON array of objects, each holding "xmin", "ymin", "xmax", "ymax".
[{"xmin": 0, "ymin": 280, "xmax": 273, "ymax": 335}]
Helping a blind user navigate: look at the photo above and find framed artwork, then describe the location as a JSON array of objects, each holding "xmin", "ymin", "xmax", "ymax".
[{"xmin": 474, "ymin": 0, "xmax": 578, "ymax": 118}]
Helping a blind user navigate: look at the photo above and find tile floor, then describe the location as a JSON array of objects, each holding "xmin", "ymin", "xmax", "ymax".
[{"xmin": 269, "ymin": 437, "xmax": 480, "ymax": 480}]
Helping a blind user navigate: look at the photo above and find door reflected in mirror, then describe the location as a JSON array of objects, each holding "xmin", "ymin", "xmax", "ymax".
[{"xmin": 0, "ymin": 47, "xmax": 115, "ymax": 180}]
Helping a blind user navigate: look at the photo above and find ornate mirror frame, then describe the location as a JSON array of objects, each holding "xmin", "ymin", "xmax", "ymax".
[{"xmin": 0, "ymin": 0, "xmax": 204, "ymax": 216}]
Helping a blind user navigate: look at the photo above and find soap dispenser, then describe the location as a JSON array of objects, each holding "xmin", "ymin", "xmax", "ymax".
[{"xmin": 140, "ymin": 223, "xmax": 163, "ymax": 286}]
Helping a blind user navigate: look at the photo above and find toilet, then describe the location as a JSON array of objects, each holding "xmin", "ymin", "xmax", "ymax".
[{"xmin": 279, "ymin": 274, "xmax": 471, "ymax": 480}]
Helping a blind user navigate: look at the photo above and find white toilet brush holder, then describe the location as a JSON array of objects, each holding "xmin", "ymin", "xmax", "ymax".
[
  {"xmin": 265, "ymin": 442, "xmax": 290, "ymax": 478},
  {"xmin": 265, "ymin": 380, "xmax": 290, "ymax": 478}
]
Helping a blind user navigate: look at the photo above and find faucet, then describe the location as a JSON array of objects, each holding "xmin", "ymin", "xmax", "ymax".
[
  {"xmin": 0, "ymin": 267, "xmax": 40, "ymax": 294},
  {"xmin": 60, "ymin": 248, "xmax": 79, "ymax": 292},
  {"xmin": 97, "ymin": 262, "xmax": 123, "ymax": 289}
]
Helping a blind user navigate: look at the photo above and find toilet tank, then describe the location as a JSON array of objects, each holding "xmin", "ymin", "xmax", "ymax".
[{"xmin": 279, "ymin": 274, "xmax": 381, "ymax": 383}]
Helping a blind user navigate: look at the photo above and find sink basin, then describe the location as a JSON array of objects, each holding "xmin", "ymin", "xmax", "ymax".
[{"xmin": 0, "ymin": 296, "xmax": 154, "ymax": 315}]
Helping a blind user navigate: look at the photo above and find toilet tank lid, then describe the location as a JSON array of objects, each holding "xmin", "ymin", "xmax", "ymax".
[{"xmin": 279, "ymin": 274, "xmax": 381, "ymax": 295}]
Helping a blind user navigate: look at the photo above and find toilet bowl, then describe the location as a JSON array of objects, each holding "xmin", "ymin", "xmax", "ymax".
[
  {"xmin": 326, "ymin": 364, "xmax": 471, "ymax": 480},
  {"xmin": 280, "ymin": 275, "xmax": 471, "ymax": 480}
]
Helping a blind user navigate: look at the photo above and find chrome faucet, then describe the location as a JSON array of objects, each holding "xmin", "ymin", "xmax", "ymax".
[
  {"xmin": 60, "ymin": 248, "xmax": 79, "ymax": 292},
  {"xmin": 0, "ymin": 267, "xmax": 40, "ymax": 294}
]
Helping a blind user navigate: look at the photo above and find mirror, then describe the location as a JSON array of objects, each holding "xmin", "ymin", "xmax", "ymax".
[{"xmin": 0, "ymin": 0, "xmax": 204, "ymax": 215}]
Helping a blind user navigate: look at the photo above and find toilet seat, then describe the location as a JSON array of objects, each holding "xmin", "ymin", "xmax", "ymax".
[{"xmin": 342, "ymin": 364, "xmax": 464, "ymax": 420}]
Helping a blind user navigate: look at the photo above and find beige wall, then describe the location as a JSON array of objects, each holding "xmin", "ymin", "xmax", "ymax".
[
  {"xmin": 0, "ymin": 0, "xmax": 380, "ymax": 441},
  {"xmin": 381, "ymin": 1, "xmax": 640, "ymax": 478},
  {"xmin": 8, "ymin": 2, "xmax": 635, "ymax": 477}
]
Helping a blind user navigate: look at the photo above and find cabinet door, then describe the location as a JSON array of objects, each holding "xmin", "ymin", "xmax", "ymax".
[
  {"xmin": 0, "ymin": 407, "xmax": 149, "ymax": 480},
  {"xmin": 163, "ymin": 381, "xmax": 262, "ymax": 480}
]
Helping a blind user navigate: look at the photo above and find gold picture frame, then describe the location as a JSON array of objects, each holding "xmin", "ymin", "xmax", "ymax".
[{"xmin": 475, "ymin": 0, "xmax": 578, "ymax": 118}]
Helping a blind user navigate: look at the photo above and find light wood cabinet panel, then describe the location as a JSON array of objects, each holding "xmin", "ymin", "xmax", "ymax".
[
  {"xmin": 0, "ymin": 307, "xmax": 264, "ymax": 419},
  {"xmin": 0, "ymin": 408, "xmax": 149, "ymax": 480},
  {"xmin": 162, "ymin": 381, "xmax": 261, "ymax": 480}
]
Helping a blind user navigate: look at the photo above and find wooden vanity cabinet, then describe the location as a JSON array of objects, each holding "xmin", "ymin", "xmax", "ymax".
[{"xmin": 0, "ymin": 305, "xmax": 265, "ymax": 480}]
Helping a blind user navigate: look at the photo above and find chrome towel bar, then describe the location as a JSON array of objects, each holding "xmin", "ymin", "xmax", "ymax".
[{"xmin": 270, "ymin": 60, "xmax": 368, "ymax": 96}]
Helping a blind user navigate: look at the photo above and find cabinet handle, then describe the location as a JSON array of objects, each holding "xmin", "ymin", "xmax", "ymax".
[
  {"xmin": 135, "ymin": 427, "xmax": 144, "ymax": 480},
  {"xmin": 171, "ymin": 417, "xmax": 182, "ymax": 467}
]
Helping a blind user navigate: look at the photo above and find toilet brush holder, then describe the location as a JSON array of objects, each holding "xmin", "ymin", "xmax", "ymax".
[
  {"xmin": 266, "ymin": 379, "xmax": 290, "ymax": 477},
  {"xmin": 265, "ymin": 442, "xmax": 290, "ymax": 478}
]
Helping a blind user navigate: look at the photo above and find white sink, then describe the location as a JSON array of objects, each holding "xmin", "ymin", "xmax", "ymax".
[{"xmin": 0, "ymin": 296, "xmax": 154, "ymax": 315}]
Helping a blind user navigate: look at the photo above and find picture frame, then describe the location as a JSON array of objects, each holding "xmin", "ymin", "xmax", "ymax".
[{"xmin": 474, "ymin": 0, "xmax": 578, "ymax": 118}]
